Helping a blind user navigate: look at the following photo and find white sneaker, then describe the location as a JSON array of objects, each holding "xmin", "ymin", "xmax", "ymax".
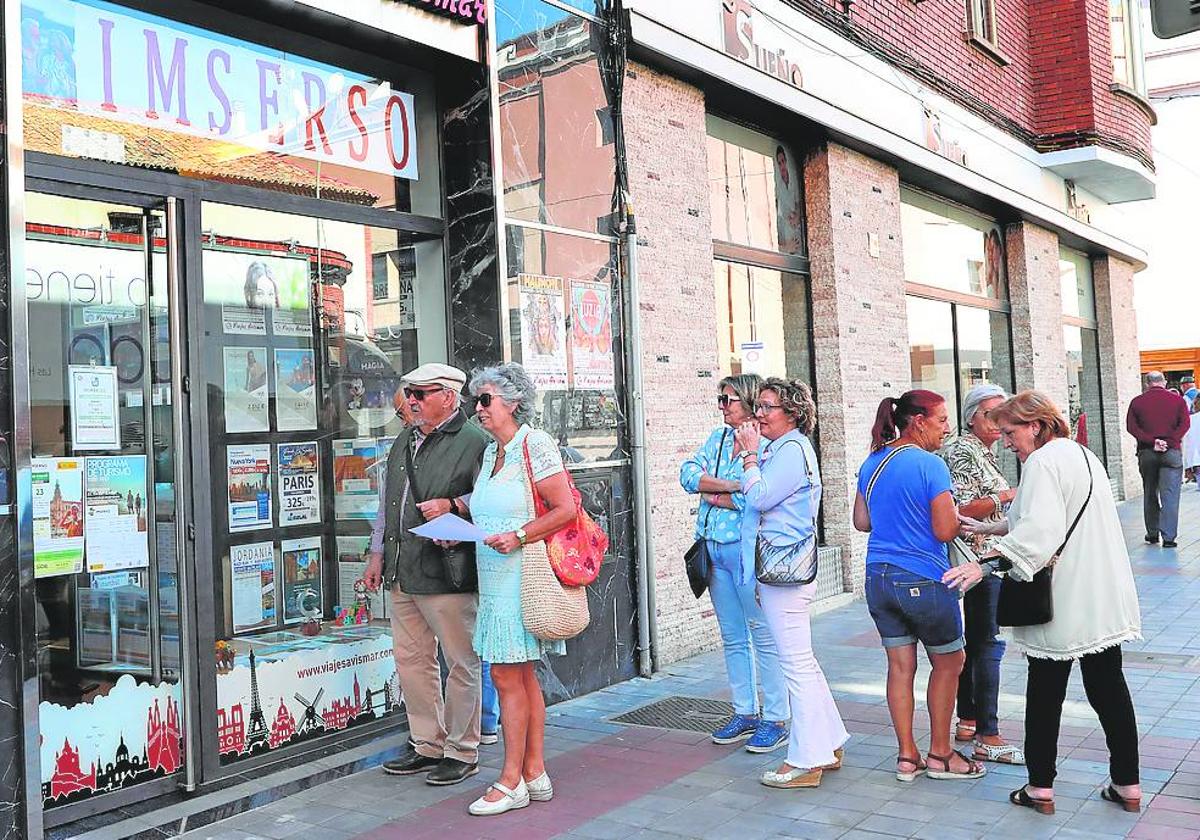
[
  {"xmin": 525, "ymin": 771, "xmax": 553, "ymax": 802},
  {"xmin": 468, "ymin": 779, "xmax": 530, "ymax": 816},
  {"xmin": 480, "ymin": 730, "xmax": 499, "ymax": 746}
]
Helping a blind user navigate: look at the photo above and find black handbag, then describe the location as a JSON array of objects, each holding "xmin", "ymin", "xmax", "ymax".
[
  {"xmin": 996, "ymin": 443, "xmax": 1093, "ymax": 627},
  {"xmin": 685, "ymin": 429, "xmax": 729, "ymax": 599}
]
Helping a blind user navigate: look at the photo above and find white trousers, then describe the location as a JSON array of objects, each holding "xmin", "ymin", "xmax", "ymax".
[{"xmin": 758, "ymin": 582, "xmax": 850, "ymax": 769}]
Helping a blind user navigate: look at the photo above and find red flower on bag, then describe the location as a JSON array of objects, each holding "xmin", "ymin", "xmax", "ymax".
[{"xmin": 523, "ymin": 438, "xmax": 607, "ymax": 586}]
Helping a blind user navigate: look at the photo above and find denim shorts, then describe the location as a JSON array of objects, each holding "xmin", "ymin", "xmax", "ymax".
[{"xmin": 865, "ymin": 563, "xmax": 964, "ymax": 654}]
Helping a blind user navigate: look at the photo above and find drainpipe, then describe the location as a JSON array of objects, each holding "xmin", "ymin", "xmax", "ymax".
[{"xmin": 622, "ymin": 198, "xmax": 657, "ymax": 677}]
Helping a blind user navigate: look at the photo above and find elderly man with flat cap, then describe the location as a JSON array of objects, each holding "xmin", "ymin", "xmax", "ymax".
[{"xmin": 365, "ymin": 362, "xmax": 490, "ymax": 785}]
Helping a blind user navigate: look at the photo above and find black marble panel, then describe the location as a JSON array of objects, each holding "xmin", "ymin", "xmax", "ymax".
[{"xmin": 443, "ymin": 68, "xmax": 503, "ymax": 374}]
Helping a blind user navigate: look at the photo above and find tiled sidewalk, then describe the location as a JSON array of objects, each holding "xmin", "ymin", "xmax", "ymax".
[{"xmin": 182, "ymin": 492, "xmax": 1200, "ymax": 840}]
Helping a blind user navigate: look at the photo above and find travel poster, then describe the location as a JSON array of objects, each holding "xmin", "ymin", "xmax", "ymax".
[
  {"xmin": 203, "ymin": 251, "xmax": 310, "ymax": 337},
  {"xmin": 227, "ymin": 445, "xmax": 272, "ymax": 532},
  {"xmin": 222, "ymin": 347, "xmax": 270, "ymax": 433},
  {"xmin": 518, "ymin": 274, "xmax": 568, "ymax": 390},
  {"xmin": 337, "ymin": 535, "xmax": 387, "ymax": 621},
  {"xmin": 32, "ymin": 457, "xmax": 85, "ymax": 578},
  {"xmin": 230, "ymin": 541, "xmax": 276, "ymax": 633},
  {"xmin": 281, "ymin": 537, "xmax": 323, "ymax": 625},
  {"xmin": 68, "ymin": 365, "xmax": 121, "ymax": 450},
  {"xmin": 332, "ymin": 438, "xmax": 384, "ymax": 520},
  {"xmin": 274, "ymin": 349, "xmax": 318, "ymax": 431},
  {"xmin": 84, "ymin": 456, "xmax": 149, "ymax": 573},
  {"xmin": 569, "ymin": 279, "xmax": 615, "ymax": 390},
  {"xmin": 278, "ymin": 442, "xmax": 320, "ymax": 526}
]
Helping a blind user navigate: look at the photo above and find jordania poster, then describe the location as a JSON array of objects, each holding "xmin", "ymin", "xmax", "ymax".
[{"xmin": 32, "ymin": 458, "xmax": 85, "ymax": 578}]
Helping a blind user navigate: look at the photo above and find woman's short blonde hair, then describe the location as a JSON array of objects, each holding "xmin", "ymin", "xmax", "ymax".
[
  {"xmin": 761, "ymin": 378, "xmax": 817, "ymax": 435},
  {"xmin": 989, "ymin": 390, "xmax": 1070, "ymax": 447}
]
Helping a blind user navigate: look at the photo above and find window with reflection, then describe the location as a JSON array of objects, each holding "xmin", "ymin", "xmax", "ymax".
[
  {"xmin": 197, "ymin": 202, "xmax": 446, "ymax": 763},
  {"xmin": 504, "ymin": 226, "xmax": 620, "ymax": 463},
  {"xmin": 901, "ymin": 189, "xmax": 1005, "ymax": 300},
  {"xmin": 707, "ymin": 116, "xmax": 805, "ymax": 256},
  {"xmin": 907, "ymin": 296, "xmax": 957, "ymax": 412},
  {"xmin": 496, "ymin": 0, "xmax": 614, "ymax": 232},
  {"xmin": 712, "ymin": 260, "xmax": 811, "ymax": 380},
  {"xmin": 1060, "ymin": 248, "xmax": 1106, "ymax": 464},
  {"xmin": 21, "ymin": 0, "xmax": 441, "ymax": 214}
]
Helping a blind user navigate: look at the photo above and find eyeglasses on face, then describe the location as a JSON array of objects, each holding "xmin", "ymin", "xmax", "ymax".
[
  {"xmin": 404, "ymin": 386, "xmax": 446, "ymax": 401},
  {"xmin": 475, "ymin": 393, "xmax": 500, "ymax": 408},
  {"xmin": 755, "ymin": 403, "xmax": 784, "ymax": 415},
  {"xmin": 717, "ymin": 395, "xmax": 743, "ymax": 408}
]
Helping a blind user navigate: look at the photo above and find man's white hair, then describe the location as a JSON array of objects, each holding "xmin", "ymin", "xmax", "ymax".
[{"xmin": 1146, "ymin": 370, "xmax": 1166, "ymax": 386}]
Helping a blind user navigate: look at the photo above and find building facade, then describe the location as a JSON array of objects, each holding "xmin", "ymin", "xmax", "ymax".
[
  {"xmin": 0, "ymin": 0, "xmax": 1158, "ymax": 834},
  {"xmin": 619, "ymin": 0, "xmax": 1153, "ymax": 664}
]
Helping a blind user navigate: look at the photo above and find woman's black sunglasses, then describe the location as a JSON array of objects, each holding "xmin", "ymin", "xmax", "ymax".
[{"xmin": 475, "ymin": 393, "xmax": 497, "ymax": 407}]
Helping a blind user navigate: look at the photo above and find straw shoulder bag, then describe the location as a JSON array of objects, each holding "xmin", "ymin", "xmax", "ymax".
[{"xmin": 519, "ymin": 441, "xmax": 590, "ymax": 641}]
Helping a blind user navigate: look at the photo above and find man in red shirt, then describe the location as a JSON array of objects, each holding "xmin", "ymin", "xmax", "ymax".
[{"xmin": 1126, "ymin": 371, "xmax": 1190, "ymax": 547}]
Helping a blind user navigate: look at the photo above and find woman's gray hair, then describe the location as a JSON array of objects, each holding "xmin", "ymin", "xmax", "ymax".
[
  {"xmin": 718, "ymin": 373, "xmax": 764, "ymax": 412},
  {"xmin": 469, "ymin": 363, "xmax": 538, "ymax": 424},
  {"xmin": 962, "ymin": 383, "xmax": 1008, "ymax": 428}
]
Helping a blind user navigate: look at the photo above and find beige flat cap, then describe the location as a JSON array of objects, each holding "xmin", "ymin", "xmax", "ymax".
[{"xmin": 402, "ymin": 362, "xmax": 467, "ymax": 391}]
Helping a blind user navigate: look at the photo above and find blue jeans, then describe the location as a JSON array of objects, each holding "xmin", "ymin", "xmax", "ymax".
[
  {"xmin": 481, "ymin": 661, "xmax": 500, "ymax": 733},
  {"xmin": 707, "ymin": 541, "xmax": 789, "ymax": 721},
  {"xmin": 865, "ymin": 563, "xmax": 964, "ymax": 654},
  {"xmin": 957, "ymin": 573, "xmax": 1004, "ymax": 736}
]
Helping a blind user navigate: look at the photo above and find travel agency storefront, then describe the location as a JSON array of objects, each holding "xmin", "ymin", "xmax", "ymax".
[
  {"xmin": 621, "ymin": 0, "xmax": 1154, "ymax": 664},
  {"xmin": 0, "ymin": 0, "xmax": 633, "ymax": 834}
]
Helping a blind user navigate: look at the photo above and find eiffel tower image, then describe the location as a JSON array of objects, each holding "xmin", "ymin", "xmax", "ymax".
[{"xmin": 245, "ymin": 650, "xmax": 270, "ymax": 753}]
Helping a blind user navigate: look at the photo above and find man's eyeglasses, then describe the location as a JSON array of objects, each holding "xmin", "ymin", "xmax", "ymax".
[
  {"xmin": 717, "ymin": 395, "xmax": 743, "ymax": 408},
  {"xmin": 404, "ymin": 386, "xmax": 446, "ymax": 401}
]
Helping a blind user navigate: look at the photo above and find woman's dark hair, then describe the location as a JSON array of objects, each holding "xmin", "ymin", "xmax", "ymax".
[
  {"xmin": 761, "ymin": 378, "xmax": 817, "ymax": 435},
  {"xmin": 870, "ymin": 389, "xmax": 945, "ymax": 452}
]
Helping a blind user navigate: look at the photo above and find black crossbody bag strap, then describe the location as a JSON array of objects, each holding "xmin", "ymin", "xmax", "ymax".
[
  {"xmin": 1054, "ymin": 443, "xmax": 1094, "ymax": 557},
  {"xmin": 699, "ymin": 428, "xmax": 730, "ymax": 538}
]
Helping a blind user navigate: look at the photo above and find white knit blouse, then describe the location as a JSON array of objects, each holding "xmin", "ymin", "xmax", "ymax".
[{"xmin": 994, "ymin": 437, "xmax": 1142, "ymax": 660}]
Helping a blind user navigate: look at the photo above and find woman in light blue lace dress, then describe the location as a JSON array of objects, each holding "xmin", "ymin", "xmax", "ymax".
[{"xmin": 466, "ymin": 363, "xmax": 576, "ymax": 817}]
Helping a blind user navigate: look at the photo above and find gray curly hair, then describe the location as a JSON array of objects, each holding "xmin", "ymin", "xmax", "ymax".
[{"xmin": 469, "ymin": 362, "xmax": 538, "ymax": 425}]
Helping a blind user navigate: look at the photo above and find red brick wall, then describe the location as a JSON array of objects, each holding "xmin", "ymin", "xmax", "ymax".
[{"xmin": 789, "ymin": 0, "xmax": 1153, "ymax": 168}]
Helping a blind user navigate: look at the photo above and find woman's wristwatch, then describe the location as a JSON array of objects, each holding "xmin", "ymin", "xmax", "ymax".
[{"xmin": 515, "ymin": 528, "xmax": 528, "ymax": 546}]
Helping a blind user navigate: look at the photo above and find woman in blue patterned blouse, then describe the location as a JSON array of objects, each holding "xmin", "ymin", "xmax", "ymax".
[{"xmin": 680, "ymin": 374, "xmax": 789, "ymax": 754}]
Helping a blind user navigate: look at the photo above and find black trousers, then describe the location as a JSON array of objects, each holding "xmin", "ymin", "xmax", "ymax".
[{"xmin": 1025, "ymin": 646, "xmax": 1140, "ymax": 788}]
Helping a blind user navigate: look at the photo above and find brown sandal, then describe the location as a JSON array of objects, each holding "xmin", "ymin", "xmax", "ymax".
[
  {"xmin": 1010, "ymin": 786, "xmax": 1055, "ymax": 815},
  {"xmin": 1100, "ymin": 785, "xmax": 1141, "ymax": 813},
  {"xmin": 926, "ymin": 749, "xmax": 986, "ymax": 780},
  {"xmin": 896, "ymin": 754, "xmax": 926, "ymax": 782}
]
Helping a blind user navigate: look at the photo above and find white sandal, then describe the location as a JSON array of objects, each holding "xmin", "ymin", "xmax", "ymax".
[
  {"xmin": 760, "ymin": 765, "xmax": 822, "ymax": 789},
  {"xmin": 973, "ymin": 740, "xmax": 1026, "ymax": 765},
  {"xmin": 468, "ymin": 779, "xmax": 530, "ymax": 816},
  {"xmin": 525, "ymin": 771, "xmax": 553, "ymax": 802}
]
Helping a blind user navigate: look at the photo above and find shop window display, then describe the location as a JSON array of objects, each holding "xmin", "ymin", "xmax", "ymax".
[
  {"xmin": 901, "ymin": 189, "xmax": 1006, "ymax": 300},
  {"xmin": 199, "ymin": 202, "xmax": 445, "ymax": 762}
]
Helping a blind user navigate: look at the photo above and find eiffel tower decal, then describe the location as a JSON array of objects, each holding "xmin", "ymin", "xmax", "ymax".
[{"xmin": 245, "ymin": 649, "xmax": 270, "ymax": 752}]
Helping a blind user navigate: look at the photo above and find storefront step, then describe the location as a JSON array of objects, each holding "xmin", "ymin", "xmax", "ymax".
[{"xmin": 48, "ymin": 727, "xmax": 412, "ymax": 840}]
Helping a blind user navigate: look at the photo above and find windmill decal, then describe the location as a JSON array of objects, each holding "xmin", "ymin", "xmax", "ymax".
[
  {"xmin": 294, "ymin": 688, "xmax": 327, "ymax": 736},
  {"xmin": 245, "ymin": 650, "xmax": 270, "ymax": 752}
]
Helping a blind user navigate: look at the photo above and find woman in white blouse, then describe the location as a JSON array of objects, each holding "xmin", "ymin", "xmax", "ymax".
[{"xmin": 945, "ymin": 390, "xmax": 1142, "ymax": 817}]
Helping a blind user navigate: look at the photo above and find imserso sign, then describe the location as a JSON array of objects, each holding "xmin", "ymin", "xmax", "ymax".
[{"xmin": 22, "ymin": 0, "xmax": 420, "ymax": 180}]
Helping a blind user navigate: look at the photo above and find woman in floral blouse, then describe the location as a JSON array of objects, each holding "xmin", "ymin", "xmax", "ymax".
[{"xmin": 938, "ymin": 384, "xmax": 1024, "ymax": 765}]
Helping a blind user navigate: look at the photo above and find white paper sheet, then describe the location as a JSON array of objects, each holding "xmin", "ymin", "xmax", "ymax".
[{"xmin": 409, "ymin": 513, "xmax": 489, "ymax": 542}]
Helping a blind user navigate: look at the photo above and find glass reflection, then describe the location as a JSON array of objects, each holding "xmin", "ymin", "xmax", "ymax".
[
  {"xmin": 496, "ymin": 0, "xmax": 615, "ymax": 231},
  {"xmin": 712, "ymin": 260, "xmax": 811, "ymax": 379},
  {"xmin": 1065, "ymin": 324, "xmax": 1107, "ymax": 464},
  {"xmin": 901, "ymin": 190, "xmax": 1005, "ymax": 299},
  {"xmin": 1059, "ymin": 249, "xmax": 1097, "ymax": 321},
  {"xmin": 907, "ymin": 296, "xmax": 957, "ymax": 420}
]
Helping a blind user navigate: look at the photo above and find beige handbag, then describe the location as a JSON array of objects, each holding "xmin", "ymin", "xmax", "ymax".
[{"xmin": 518, "ymin": 446, "xmax": 590, "ymax": 641}]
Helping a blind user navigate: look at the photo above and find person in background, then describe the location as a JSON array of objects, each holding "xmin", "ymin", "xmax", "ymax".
[
  {"xmin": 1126, "ymin": 370, "xmax": 1189, "ymax": 547},
  {"xmin": 1184, "ymin": 394, "xmax": 1200, "ymax": 488},
  {"xmin": 363, "ymin": 364, "xmax": 489, "ymax": 787},
  {"xmin": 854, "ymin": 390, "xmax": 985, "ymax": 783},
  {"xmin": 1181, "ymin": 375, "xmax": 1198, "ymax": 405},
  {"xmin": 736, "ymin": 378, "xmax": 848, "ymax": 789},
  {"xmin": 466, "ymin": 363, "xmax": 576, "ymax": 816},
  {"xmin": 679, "ymin": 374, "xmax": 789, "ymax": 753},
  {"xmin": 938, "ymin": 385, "xmax": 1024, "ymax": 765},
  {"xmin": 946, "ymin": 391, "xmax": 1141, "ymax": 816}
]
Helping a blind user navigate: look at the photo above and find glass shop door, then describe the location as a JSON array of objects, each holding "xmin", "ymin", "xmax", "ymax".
[{"xmin": 23, "ymin": 188, "xmax": 195, "ymax": 818}]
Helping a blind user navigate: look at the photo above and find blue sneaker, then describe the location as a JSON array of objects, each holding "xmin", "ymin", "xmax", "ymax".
[
  {"xmin": 745, "ymin": 720, "xmax": 788, "ymax": 753},
  {"xmin": 711, "ymin": 713, "xmax": 760, "ymax": 744}
]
